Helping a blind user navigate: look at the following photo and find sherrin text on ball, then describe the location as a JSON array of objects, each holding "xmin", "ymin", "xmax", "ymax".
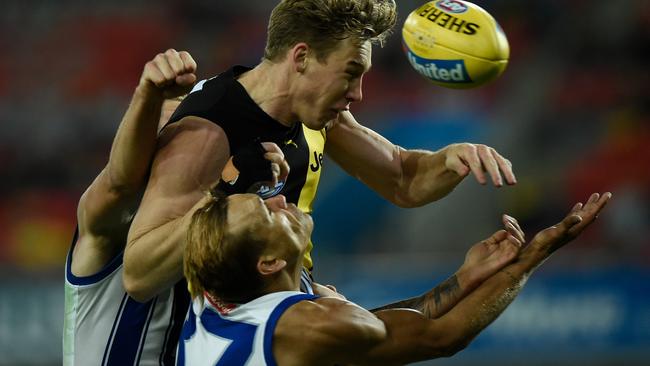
[{"xmin": 402, "ymin": 0, "xmax": 510, "ymax": 88}]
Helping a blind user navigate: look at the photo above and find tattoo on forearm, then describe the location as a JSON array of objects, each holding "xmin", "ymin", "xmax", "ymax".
[
  {"xmin": 370, "ymin": 296, "xmax": 424, "ymax": 313},
  {"xmin": 370, "ymin": 275, "xmax": 462, "ymax": 319},
  {"xmin": 425, "ymin": 275, "xmax": 460, "ymax": 318},
  {"xmin": 433, "ymin": 276, "xmax": 459, "ymax": 309}
]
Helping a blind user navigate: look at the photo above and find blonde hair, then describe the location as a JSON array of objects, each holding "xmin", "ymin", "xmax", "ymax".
[
  {"xmin": 264, "ymin": 0, "xmax": 397, "ymax": 62},
  {"xmin": 184, "ymin": 192, "xmax": 266, "ymax": 303}
]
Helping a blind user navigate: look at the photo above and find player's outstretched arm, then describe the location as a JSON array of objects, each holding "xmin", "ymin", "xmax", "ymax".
[
  {"xmin": 371, "ymin": 214, "xmax": 524, "ymax": 318},
  {"xmin": 73, "ymin": 49, "xmax": 197, "ymax": 277},
  {"xmin": 357, "ymin": 192, "xmax": 611, "ymax": 365},
  {"xmin": 326, "ymin": 112, "xmax": 516, "ymax": 208},
  {"xmin": 288, "ymin": 193, "xmax": 609, "ymax": 365}
]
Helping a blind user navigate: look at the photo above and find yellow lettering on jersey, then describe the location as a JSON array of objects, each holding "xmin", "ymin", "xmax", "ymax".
[{"xmin": 298, "ymin": 125, "xmax": 326, "ymax": 270}]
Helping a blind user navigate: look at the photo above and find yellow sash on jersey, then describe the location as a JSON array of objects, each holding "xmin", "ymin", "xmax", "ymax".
[{"xmin": 297, "ymin": 125, "xmax": 326, "ymax": 270}]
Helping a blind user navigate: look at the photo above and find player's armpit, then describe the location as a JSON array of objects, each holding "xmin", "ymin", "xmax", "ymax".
[{"xmin": 124, "ymin": 116, "xmax": 229, "ymax": 302}]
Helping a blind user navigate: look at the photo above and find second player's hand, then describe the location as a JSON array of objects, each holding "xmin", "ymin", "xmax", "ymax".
[
  {"xmin": 528, "ymin": 192, "xmax": 612, "ymax": 257},
  {"xmin": 139, "ymin": 48, "xmax": 198, "ymax": 99},
  {"xmin": 261, "ymin": 142, "xmax": 290, "ymax": 187},
  {"xmin": 459, "ymin": 215, "xmax": 524, "ymax": 287},
  {"xmin": 444, "ymin": 143, "xmax": 516, "ymax": 187},
  {"xmin": 220, "ymin": 141, "xmax": 290, "ymax": 194}
]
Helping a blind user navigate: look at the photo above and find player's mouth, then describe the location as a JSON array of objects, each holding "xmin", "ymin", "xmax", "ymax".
[{"xmin": 329, "ymin": 106, "xmax": 349, "ymax": 116}]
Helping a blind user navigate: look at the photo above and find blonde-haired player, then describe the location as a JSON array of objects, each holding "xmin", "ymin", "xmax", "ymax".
[{"xmin": 179, "ymin": 192, "xmax": 610, "ymax": 365}]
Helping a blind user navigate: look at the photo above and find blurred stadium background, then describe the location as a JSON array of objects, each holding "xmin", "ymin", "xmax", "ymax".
[{"xmin": 0, "ymin": 0, "xmax": 648, "ymax": 365}]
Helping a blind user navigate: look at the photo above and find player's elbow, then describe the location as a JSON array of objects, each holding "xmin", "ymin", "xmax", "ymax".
[
  {"xmin": 421, "ymin": 331, "xmax": 473, "ymax": 358},
  {"xmin": 437, "ymin": 337, "xmax": 472, "ymax": 357},
  {"xmin": 392, "ymin": 193, "xmax": 424, "ymax": 208},
  {"xmin": 107, "ymin": 182, "xmax": 141, "ymax": 197},
  {"xmin": 122, "ymin": 267, "xmax": 155, "ymax": 303},
  {"xmin": 102, "ymin": 167, "xmax": 145, "ymax": 197}
]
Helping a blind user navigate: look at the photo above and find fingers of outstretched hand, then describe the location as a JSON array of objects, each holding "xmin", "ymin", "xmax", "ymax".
[
  {"xmin": 502, "ymin": 214, "xmax": 525, "ymax": 244},
  {"xmin": 559, "ymin": 214, "xmax": 583, "ymax": 232},
  {"xmin": 446, "ymin": 144, "xmax": 516, "ymax": 187},
  {"xmin": 569, "ymin": 202, "xmax": 583, "ymax": 215},
  {"xmin": 501, "ymin": 236, "xmax": 521, "ymax": 260},
  {"xmin": 492, "ymin": 149, "xmax": 516, "ymax": 185},
  {"xmin": 490, "ymin": 229, "xmax": 509, "ymax": 244},
  {"xmin": 567, "ymin": 192, "xmax": 611, "ymax": 236},
  {"xmin": 478, "ymin": 145, "xmax": 503, "ymax": 186},
  {"xmin": 459, "ymin": 144, "xmax": 487, "ymax": 185},
  {"xmin": 584, "ymin": 192, "xmax": 611, "ymax": 214}
]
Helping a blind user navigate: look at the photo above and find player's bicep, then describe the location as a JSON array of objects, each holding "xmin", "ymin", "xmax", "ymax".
[
  {"xmin": 326, "ymin": 112, "xmax": 404, "ymax": 201},
  {"xmin": 277, "ymin": 298, "xmax": 387, "ymax": 364},
  {"xmin": 127, "ymin": 116, "xmax": 230, "ymax": 242},
  {"xmin": 76, "ymin": 168, "xmax": 139, "ymax": 238}
]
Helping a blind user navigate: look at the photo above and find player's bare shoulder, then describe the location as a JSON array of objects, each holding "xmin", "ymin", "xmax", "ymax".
[
  {"xmin": 149, "ymin": 116, "xmax": 230, "ymax": 189},
  {"xmin": 273, "ymin": 296, "xmax": 387, "ymax": 365},
  {"xmin": 157, "ymin": 115, "xmax": 228, "ymax": 153}
]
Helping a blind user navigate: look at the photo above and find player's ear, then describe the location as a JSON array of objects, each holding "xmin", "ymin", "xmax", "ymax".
[
  {"xmin": 257, "ymin": 257, "xmax": 287, "ymax": 275},
  {"xmin": 291, "ymin": 43, "xmax": 309, "ymax": 73}
]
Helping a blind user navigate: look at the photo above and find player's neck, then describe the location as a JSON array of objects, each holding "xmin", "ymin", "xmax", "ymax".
[
  {"xmin": 238, "ymin": 61, "xmax": 298, "ymax": 128},
  {"xmin": 263, "ymin": 266, "xmax": 301, "ymax": 295}
]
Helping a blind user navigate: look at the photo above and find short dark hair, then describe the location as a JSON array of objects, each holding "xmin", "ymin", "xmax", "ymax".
[
  {"xmin": 184, "ymin": 193, "xmax": 266, "ymax": 303},
  {"xmin": 264, "ymin": 0, "xmax": 397, "ymax": 62}
]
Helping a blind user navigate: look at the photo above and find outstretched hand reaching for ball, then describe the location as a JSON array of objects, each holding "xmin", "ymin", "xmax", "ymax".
[
  {"xmin": 525, "ymin": 192, "xmax": 612, "ymax": 260},
  {"xmin": 444, "ymin": 143, "xmax": 516, "ymax": 187}
]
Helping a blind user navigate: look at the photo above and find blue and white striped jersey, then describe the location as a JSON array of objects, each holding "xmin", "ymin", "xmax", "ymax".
[
  {"xmin": 177, "ymin": 291, "xmax": 318, "ymax": 366},
  {"xmin": 63, "ymin": 231, "xmax": 190, "ymax": 366}
]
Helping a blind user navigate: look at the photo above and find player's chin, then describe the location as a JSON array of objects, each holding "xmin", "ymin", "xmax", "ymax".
[{"xmin": 316, "ymin": 110, "xmax": 340, "ymax": 126}]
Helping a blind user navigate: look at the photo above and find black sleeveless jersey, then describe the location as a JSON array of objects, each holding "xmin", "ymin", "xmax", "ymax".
[{"xmin": 168, "ymin": 66, "xmax": 325, "ymax": 268}]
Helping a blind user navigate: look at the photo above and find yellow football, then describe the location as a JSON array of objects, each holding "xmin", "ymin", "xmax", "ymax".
[{"xmin": 402, "ymin": 0, "xmax": 509, "ymax": 88}]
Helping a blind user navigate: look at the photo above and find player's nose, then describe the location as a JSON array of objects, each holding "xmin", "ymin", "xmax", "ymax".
[
  {"xmin": 264, "ymin": 194, "xmax": 287, "ymax": 212},
  {"xmin": 346, "ymin": 79, "xmax": 363, "ymax": 103}
]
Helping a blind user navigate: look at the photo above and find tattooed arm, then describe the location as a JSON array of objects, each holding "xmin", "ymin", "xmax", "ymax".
[
  {"xmin": 372, "ymin": 215, "xmax": 525, "ymax": 318},
  {"xmin": 371, "ymin": 275, "xmax": 461, "ymax": 318}
]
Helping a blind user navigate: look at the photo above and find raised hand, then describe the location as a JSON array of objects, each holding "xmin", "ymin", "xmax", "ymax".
[
  {"xmin": 444, "ymin": 143, "xmax": 516, "ymax": 187},
  {"xmin": 139, "ymin": 48, "xmax": 197, "ymax": 99},
  {"xmin": 459, "ymin": 214, "xmax": 524, "ymax": 287},
  {"xmin": 528, "ymin": 192, "xmax": 612, "ymax": 257}
]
